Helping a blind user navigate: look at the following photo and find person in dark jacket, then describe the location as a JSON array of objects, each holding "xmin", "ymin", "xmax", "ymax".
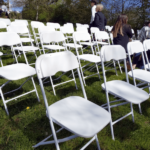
[
  {"xmin": 112, "ymin": 14, "xmax": 139, "ymax": 69},
  {"xmin": 93, "ymin": 4, "xmax": 107, "ymax": 31}
]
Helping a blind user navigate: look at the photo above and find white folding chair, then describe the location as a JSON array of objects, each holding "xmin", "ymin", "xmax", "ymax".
[
  {"xmin": 100, "ymin": 45, "xmax": 149, "ymax": 140},
  {"xmin": 0, "ymin": 33, "xmax": 40, "ymax": 115},
  {"xmin": 40, "ymin": 31, "xmax": 67, "ymax": 54},
  {"xmin": 60, "ymin": 26, "xmax": 74, "ymax": 43},
  {"xmin": 2, "ymin": 32, "xmax": 39, "ymax": 65},
  {"xmin": 0, "ymin": 18, "xmax": 11, "ymax": 26},
  {"xmin": 127, "ymin": 41, "xmax": 150, "ymax": 113},
  {"xmin": 31, "ymin": 21, "xmax": 45, "ymax": 48},
  {"xmin": 74, "ymin": 32, "xmax": 101, "ymax": 85},
  {"xmin": 33, "ymin": 51, "xmax": 111, "ymax": 150}
]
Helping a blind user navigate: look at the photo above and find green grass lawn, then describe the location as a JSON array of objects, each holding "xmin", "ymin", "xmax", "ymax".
[{"xmin": 0, "ymin": 22, "xmax": 150, "ymax": 150}]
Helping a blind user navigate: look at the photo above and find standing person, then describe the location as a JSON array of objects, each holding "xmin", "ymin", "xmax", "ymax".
[
  {"xmin": 89, "ymin": 0, "xmax": 97, "ymax": 33},
  {"xmin": 139, "ymin": 21, "xmax": 150, "ymax": 43},
  {"xmin": 112, "ymin": 15, "xmax": 139, "ymax": 69},
  {"xmin": 93, "ymin": 4, "xmax": 107, "ymax": 31}
]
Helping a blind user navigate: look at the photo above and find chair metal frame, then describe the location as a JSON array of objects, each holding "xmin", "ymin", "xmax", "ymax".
[
  {"xmin": 127, "ymin": 41, "xmax": 150, "ymax": 114},
  {"xmin": 100, "ymin": 45, "xmax": 149, "ymax": 140},
  {"xmin": 40, "ymin": 32, "xmax": 78, "ymax": 95},
  {"xmin": 74, "ymin": 32, "xmax": 101, "ymax": 85},
  {"xmin": 33, "ymin": 51, "xmax": 111, "ymax": 150}
]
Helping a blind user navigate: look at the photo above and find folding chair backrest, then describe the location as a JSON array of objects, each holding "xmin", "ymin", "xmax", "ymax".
[
  {"xmin": 143, "ymin": 39, "xmax": 150, "ymax": 52},
  {"xmin": 60, "ymin": 26, "xmax": 74, "ymax": 34},
  {"xmin": 15, "ymin": 20, "xmax": 28, "ymax": 26},
  {"xmin": 38, "ymin": 26, "xmax": 55, "ymax": 34},
  {"xmin": 101, "ymin": 45, "xmax": 129, "ymax": 83},
  {"xmin": 41, "ymin": 31, "xmax": 66, "ymax": 43},
  {"xmin": 0, "ymin": 21, "xmax": 7, "ymax": 29},
  {"xmin": 90, "ymin": 27, "xmax": 99, "ymax": 34},
  {"xmin": 53, "ymin": 23, "xmax": 60, "ymax": 29},
  {"xmin": 101, "ymin": 45, "xmax": 126, "ymax": 62},
  {"xmin": 31, "ymin": 21, "xmax": 45, "ymax": 28},
  {"xmin": 0, "ymin": 32, "xmax": 21, "ymax": 46},
  {"xmin": 7, "ymin": 25, "xmax": 29, "ymax": 34},
  {"xmin": 74, "ymin": 32, "xmax": 91, "ymax": 42},
  {"xmin": 76, "ymin": 23, "xmax": 82, "ymax": 28},
  {"xmin": 47, "ymin": 22, "xmax": 55, "ymax": 27},
  {"xmin": 36, "ymin": 51, "xmax": 79, "ymax": 78},
  {"xmin": 0, "ymin": 18, "xmax": 11, "ymax": 26},
  {"xmin": 96, "ymin": 31, "xmax": 110, "ymax": 41},
  {"xmin": 76, "ymin": 26, "xmax": 88, "ymax": 33},
  {"xmin": 83, "ymin": 24, "xmax": 89, "ymax": 28},
  {"xmin": 11, "ymin": 21, "xmax": 27, "ymax": 27},
  {"xmin": 127, "ymin": 41, "xmax": 144, "ymax": 55}
]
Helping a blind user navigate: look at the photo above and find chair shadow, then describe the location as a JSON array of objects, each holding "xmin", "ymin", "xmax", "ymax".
[{"xmin": 0, "ymin": 82, "xmax": 39, "ymax": 117}]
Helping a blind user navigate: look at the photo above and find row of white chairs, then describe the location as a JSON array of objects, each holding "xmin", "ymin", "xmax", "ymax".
[{"xmin": 0, "ymin": 30, "xmax": 150, "ymax": 149}]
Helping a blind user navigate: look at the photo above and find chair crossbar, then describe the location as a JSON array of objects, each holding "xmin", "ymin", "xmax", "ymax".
[
  {"xmin": 1, "ymin": 77, "xmax": 31, "ymax": 95},
  {"xmin": 137, "ymin": 82, "xmax": 148, "ymax": 87},
  {"xmin": 80, "ymin": 136, "xmax": 96, "ymax": 150},
  {"xmin": 33, "ymin": 135, "xmax": 78, "ymax": 148},
  {"xmin": 101, "ymin": 98, "xmax": 125, "ymax": 107},
  {"xmin": 4, "ymin": 89, "xmax": 36, "ymax": 103},
  {"xmin": 112, "ymin": 112, "xmax": 133, "ymax": 126},
  {"xmin": 53, "ymin": 79, "xmax": 76, "ymax": 87},
  {"xmin": 84, "ymin": 73, "xmax": 99, "ymax": 79}
]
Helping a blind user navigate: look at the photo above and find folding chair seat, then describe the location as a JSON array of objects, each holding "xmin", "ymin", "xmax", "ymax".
[
  {"xmin": 127, "ymin": 41, "xmax": 150, "ymax": 113},
  {"xmin": 100, "ymin": 45, "xmax": 149, "ymax": 140},
  {"xmin": 0, "ymin": 32, "xmax": 39, "ymax": 65},
  {"xmin": 0, "ymin": 63, "xmax": 40, "ymax": 115},
  {"xmin": 33, "ymin": 51, "xmax": 111, "ymax": 150},
  {"xmin": 40, "ymin": 31, "xmax": 67, "ymax": 54},
  {"xmin": 74, "ymin": 32, "xmax": 101, "ymax": 85}
]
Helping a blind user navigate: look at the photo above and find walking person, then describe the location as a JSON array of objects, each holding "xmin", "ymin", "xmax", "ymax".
[
  {"xmin": 93, "ymin": 4, "xmax": 107, "ymax": 31},
  {"xmin": 89, "ymin": 0, "xmax": 97, "ymax": 33}
]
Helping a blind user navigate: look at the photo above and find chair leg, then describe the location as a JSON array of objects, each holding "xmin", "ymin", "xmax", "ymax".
[
  {"xmin": 23, "ymin": 51, "xmax": 29, "ymax": 65},
  {"xmin": 31, "ymin": 77, "xmax": 40, "ymax": 102},
  {"xmin": 117, "ymin": 61, "xmax": 122, "ymax": 74},
  {"xmin": 50, "ymin": 76, "xmax": 56, "ymax": 95},
  {"xmin": 138, "ymin": 104, "xmax": 142, "ymax": 114},
  {"xmin": 79, "ymin": 60, "xmax": 86, "ymax": 86},
  {"xmin": 113, "ymin": 60, "xmax": 118, "ymax": 76},
  {"xmin": 95, "ymin": 63, "xmax": 101, "ymax": 80},
  {"xmin": 49, "ymin": 120, "xmax": 60, "ymax": 150},
  {"xmin": 0, "ymin": 88, "xmax": 9, "ymax": 115},
  {"xmin": 95, "ymin": 135, "xmax": 101, "ymax": 150},
  {"xmin": 0, "ymin": 57, "xmax": 3, "ymax": 67},
  {"xmin": 130, "ymin": 103, "xmax": 135, "ymax": 122},
  {"xmin": 72, "ymin": 70, "xmax": 78, "ymax": 90},
  {"xmin": 106, "ymin": 92, "xmax": 115, "ymax": 140}
]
